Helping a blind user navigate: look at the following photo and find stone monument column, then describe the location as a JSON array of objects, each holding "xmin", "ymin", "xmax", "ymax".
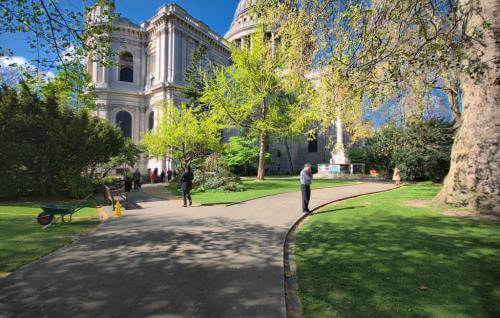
[{"xmin": 330, "ymin": 115, "xmax": 350, "ymax": 164}]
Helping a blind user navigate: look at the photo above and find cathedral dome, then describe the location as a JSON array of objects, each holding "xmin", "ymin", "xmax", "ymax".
[
  {"xmin": 234, "ymin": 0, "xmax": 255, "ymax": 20},
  {"xmin": 225, "ymin": 0, "xmax": 258, "ymax": 43}
]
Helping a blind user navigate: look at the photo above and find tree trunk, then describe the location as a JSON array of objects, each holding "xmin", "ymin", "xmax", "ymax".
[
  {"xmin": 284, "ymin": 137, "xmax": 294, "ymax": 174},
  {"xmin": 437, "ymin": 0, "xmax": 499, "ymax": 214},
  {"xmin": 257, "ymin": 131, "xmax": 266, "ymax": 180},
  {"xmin": 449, "ymin": 80, "xmax": 461, "ymax": 127}
]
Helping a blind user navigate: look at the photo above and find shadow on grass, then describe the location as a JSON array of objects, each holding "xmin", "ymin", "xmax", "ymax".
[{"xmin": 296, "ymin": 209, "xmax": 500, "ymax": 318}]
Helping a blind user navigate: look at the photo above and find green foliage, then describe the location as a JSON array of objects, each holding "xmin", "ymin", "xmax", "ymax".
[
  {"xmin": 0, "ymin": 82, "xmax": 125, "ymax": 198},
  {"xmin": 192, "ymin": 155, "xmax": 244, "ymax": 192},
  {"xmin": 0, "ymin": 0, "xmax": 117, "ymax": 108},
  {"xmin": 102, "ymin": 139, "xmax": 141, "ymax": 176},
  {"xmin": 67, "ymin": 175, "xmax": 95, "ymax": 199},
  {"xmin": 222, "ymin": 136, "xmax": 271, "ymax": 176},
  {"xmin": 351, "ymin": 120, "xmax": 455, "ymax": 181},
  {"xmin": 202, "ymin": 27, "xmax": 309, "ymax": 179},
  {"xmin": 193, "ymin": 170, "xmax": 244, "ymax": 192},
  {"xmin": 142, "ymin": 102, "xmax": 222, "ymax": 168},
  {"xmin": 180, "ymin": 45, "xmax": 213, "ymax": 112}
]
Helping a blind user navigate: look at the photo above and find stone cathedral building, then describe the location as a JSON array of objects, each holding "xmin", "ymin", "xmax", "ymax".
[{"xmin": 88, "ymin": 1, "xmax": 338, "ymax": 173}]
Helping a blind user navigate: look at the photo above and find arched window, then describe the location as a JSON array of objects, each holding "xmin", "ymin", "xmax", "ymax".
[
  {"xmin": 116, "ymin": 111, "xmax": 132, "ymax": 139},
  {"xmin": 148, "ymin": 111, "xmax": 155, "ymax": 131},
  {"xmin": 308, "ymin": 132, "xmax": 318, "ymax": 153},
  {"xmin": 119, "ymin": 51, "xmax": 133, "ymax": 82}
]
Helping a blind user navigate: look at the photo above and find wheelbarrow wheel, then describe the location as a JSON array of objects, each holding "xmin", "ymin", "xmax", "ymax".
[{"xmin": 37, "ymin": 212, "xmax": 53, "ymax": 225}]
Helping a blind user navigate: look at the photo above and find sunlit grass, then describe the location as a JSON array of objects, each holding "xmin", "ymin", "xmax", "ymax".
[
  {"xmin": 0, "ymin": 201, "xmax": 100, "ymax": 273},
  {"xmin": 296, "ymin": 183, "xmax": 500, "ymax": 318},
  {"xmin": 167, "ymin": 176, "xmax": 357, "ymax": 205}
]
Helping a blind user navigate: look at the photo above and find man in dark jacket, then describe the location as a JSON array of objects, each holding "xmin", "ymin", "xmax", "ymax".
[
  {"xmin": 300, "ymin": 163, "xmax": 313, "ymax": 213},
  {"xmin": 133, "ymin": 168, "xmax": 141, "ymax": 190},
  {"xmin": 180, "ymin": 166, "xmax": 194, "ymax": 207}
]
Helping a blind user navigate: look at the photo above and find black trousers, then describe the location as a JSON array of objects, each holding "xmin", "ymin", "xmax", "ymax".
[
  {"xmin": 133, "ymin": 180, "xmax": 140, "ymax": 190},
  {"xmin": 182, "ymin": 188, "xmax": 192, "ymax": 206},
  {"xmin": 301, "ymin": 184, "xmax": 311, "ymax": 212}
]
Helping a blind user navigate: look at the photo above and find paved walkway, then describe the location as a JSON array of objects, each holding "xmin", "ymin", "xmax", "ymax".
[{"xmin": 0, "ymin": 182, "xmax": 394, "ymax": 318}]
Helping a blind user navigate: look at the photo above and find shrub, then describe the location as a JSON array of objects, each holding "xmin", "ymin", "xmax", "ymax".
[
  {"xmin": 0, "ymin": 82, "xmax": 126, "ymax": 198},
  {"xmin": 349, "ymin": 120, "xmax": 455, "ymax": 182},
  {"xmin": 193, "ymin": 168, "xmax": 244, "ymax": 192},
  {"xmin": 68, "ymin": 176, "xmax": 94, "ymax": 199}
]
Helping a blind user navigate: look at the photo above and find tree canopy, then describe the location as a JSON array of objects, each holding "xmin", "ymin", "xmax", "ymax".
[
  {"xmin": 0, "ymin": 81, "xmax": 126, "ymax": 198},
  {"xmin": 202, "ymin": 28, "xmax": 309, "ymax": 179},
  {"xmin": 141, "ymin": 102, "xmax": 222, "ymax": 168}
]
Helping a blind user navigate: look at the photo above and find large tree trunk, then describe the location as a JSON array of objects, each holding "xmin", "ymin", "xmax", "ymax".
[
  {"xmin": 257, "ymin": 131, "xmax": 266, "ymax": 180},
  {"xmin": 437, "ymin": 0, "xmax": 499, "ymax": 214}
]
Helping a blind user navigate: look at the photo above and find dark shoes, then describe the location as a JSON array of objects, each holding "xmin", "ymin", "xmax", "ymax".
[
  {"xmin": 303, "ymin": 210, "xmax": 311, "ymax": 214},
  {"xmin": 189, "ymin": 201, "xmax": 192, "ymax": 206}
]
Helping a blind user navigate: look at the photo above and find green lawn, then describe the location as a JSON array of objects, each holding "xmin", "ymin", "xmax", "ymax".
[
  {"xmin": 167, "ymin": 176, "xmax": 357, "ymax": 205},
  {"xmin": 295, "ymin": 183, "xmax": 500, "ymax": 318},
  {"xmin": 0, "ymin": 202, "xmax": 100, "ymax": 274}
]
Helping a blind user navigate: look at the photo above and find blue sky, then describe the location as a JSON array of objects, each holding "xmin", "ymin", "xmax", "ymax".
[{"xmin": 0, "ymin": 0, "xmax": 241, "ymax": 65}]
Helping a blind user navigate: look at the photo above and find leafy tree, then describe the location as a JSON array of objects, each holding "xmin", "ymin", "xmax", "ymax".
[
  {"xmin": 0, "ymin": 82, "xmax": 125, "ymax": 198},
  {"xmin": 0, "ymin": 0, "xmax": 117, "ymax": 107},
  {"xmin": 259, "ymin": 0, "xmax": 498, "ymax": 212},
  {"xmin": 141, "ymin": 102, "xmax": 222, "ymax": 168},
  {"xmin": 222, "ymin": 136, "xmax": 271, "ymax": 176},
  {"xmin": 202, "ymin": 28, "xmax": 307, "ymax": 180}
]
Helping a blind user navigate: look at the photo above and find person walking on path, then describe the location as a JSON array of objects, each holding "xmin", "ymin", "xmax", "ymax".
[
  {"xmin": 393, "ymin": 167, "xmax": 401, "ymax": 186},
  {"xmin": 133, "ymin": 168, "xmax": 141, "ymax": 190},
  {"xmin": 167, "ymin": 169, "xmax": 173, "ymax": 182},
  {"xmin": 300, "ymin": 163, "xmax": 313, "ymax": 213},
  {"xmin": 180, "ymin": 166, "xmax": 194, "ymax": 207}
]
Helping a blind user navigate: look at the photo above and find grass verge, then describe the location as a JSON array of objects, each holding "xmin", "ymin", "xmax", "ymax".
[
  {"xmin": 167, "ymin": 176, "xmax": 357, "ymax": 205},
  {"xmin": 295, "ymin": 183, "xmax": 500, "ymax": 318},
  {"xmin": 0, "ymin": 201, "xmax": 100, "ymax": 274}
]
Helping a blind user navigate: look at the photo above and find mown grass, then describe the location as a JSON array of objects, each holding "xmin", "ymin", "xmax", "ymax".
[
  {"xmin": 295, "ymin": 183, "xmax": 500, "ymax": 318},
  {"xmin": 167, "ymin": 176, "xmax": 357, "ymax": 205},
  {"xmin": 0, "ymin": 201, "xmax": 100, "ymax": 273}
]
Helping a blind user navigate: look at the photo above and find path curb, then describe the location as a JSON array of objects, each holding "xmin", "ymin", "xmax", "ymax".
[
  {"xmin": 222, "ymin": 182, "xmax": 361, "ymax": 207},
  {"xmin": 283, "ymin": 184, "xmax": 400, "ymax": 318}
]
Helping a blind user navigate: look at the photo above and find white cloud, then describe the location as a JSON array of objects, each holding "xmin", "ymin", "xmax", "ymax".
[{"xmin": 0, "ymin": 56, "xmax": 55, "ymax": 84}]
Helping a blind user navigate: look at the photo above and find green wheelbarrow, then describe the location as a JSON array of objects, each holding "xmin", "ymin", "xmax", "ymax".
[{"xmin": 34, "ymin": 194, "xmax": 93, "ymax": 226}]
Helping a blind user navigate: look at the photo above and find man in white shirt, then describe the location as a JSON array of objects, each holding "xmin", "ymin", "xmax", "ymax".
[{"xmin": 300, "ymin": 163, "xmax": 313, "ymax": 213}]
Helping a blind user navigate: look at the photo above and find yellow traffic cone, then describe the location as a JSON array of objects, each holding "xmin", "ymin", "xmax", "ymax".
[{"xmin": 114, "ymin": 201, "xmax": 122, "ymax": 218}]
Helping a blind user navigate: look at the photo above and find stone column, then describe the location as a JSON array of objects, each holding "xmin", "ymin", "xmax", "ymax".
[
  {"xmin": 180, "ymin": 32, "xmax": 186, "ymax": 83},
  {"xmin": 336, "ymin": 115, "xmax": 344, "ymax": 148},
  {"xmin": 156, "ymin": 31, "xmax": 163, "ymax": 82},
  {"xmin": 330, "ymin": 115, "xmax": 349, "ymax": 164},
  {"xmin": 168, "ymin": 21, "xmax": 175, "ymax": 82}
]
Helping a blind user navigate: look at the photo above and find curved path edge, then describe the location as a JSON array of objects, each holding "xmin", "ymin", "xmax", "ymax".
[
  {"xmin": 283, "ymin": 185, "xmax": 400, "ymax": 318},
  {"xmin": 0, "ymin": 182, "xmax": 396, "ymax": 318}
]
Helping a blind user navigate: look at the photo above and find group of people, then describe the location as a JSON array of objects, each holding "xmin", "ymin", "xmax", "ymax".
[
  {"xmin": 131, "ymin": 167, "xmax": 176, "ymax": 190},
  {"xmin": 146, "ymin": 168, "xmax": 174, "ymax": 184},
  {"xmin": 130, "ymin": 166, "xmax": 194, "ymax": 208}
]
